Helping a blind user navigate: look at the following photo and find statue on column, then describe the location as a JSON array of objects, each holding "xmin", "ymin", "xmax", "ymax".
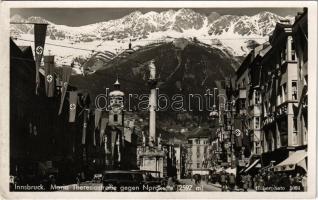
[{"xmin": 149, "ymin": 136, "xmax": 155, "ymax": 147}]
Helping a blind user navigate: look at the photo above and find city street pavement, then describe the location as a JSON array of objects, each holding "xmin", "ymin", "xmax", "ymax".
[
  {"xmin": 56, "ymin": 180, "xmax": 255, "ymax": 192},
  {"xmin": 55, "ymin": 181, "xmax": 103, "ymax": 191},
  {"xmin": 178, "ymin": 179, "xmax": 222, "ymax": 192},
  {"xmin": 179, "ymin": 179, "xmax": 255, "ymax": 192}
]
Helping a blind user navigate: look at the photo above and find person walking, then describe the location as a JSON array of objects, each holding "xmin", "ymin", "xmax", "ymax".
[
  {"xmin": 289, "ymin": 175, "xmax": 294, "ymax": 191},
  {"xmin": 220, "ymin": 171, "xmax": 227, "ymax": 191},
  {"xmin": 293, "ymin": 173, "xmax": 303, "ymax": 191},
  {"xmin": 258, "ymin": 175, "xmax": 265, "ymax": 191},
  {"xmin": 241, "ymin": 175, "xmax": 248, "ymax": 192},
  {"xmin": 301, "ymin": 174, "xmax": 307, "ymax": 192},
  {"xmin": 228, "ymin": 173, "xmax": 236, "ymax": 191}
]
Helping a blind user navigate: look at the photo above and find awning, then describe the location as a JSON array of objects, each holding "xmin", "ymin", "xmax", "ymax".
[
  {"xmin": 225, "ymin": 167, "xmax": 237, "ymax": 175},
  {"xmin": 244, "ymin": 159, "xmax": 260, "ymax": 173},
  {"xmin": 274, "ymin": 150, "xmax": 307, "ymax": 172},
  {"xmin": 215, "ymin": 167, "xmax": 223, "ymax": 173},
  {"xmin": 260, "ymin": 164, "xmax": 273, "ymax": 172}
]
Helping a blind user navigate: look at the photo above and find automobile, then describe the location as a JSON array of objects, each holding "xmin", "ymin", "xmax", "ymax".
[
  {"xmin": 92, "ymin": 173, "xmax": 102, "ymax": 183},
  {"xmin": 102, "ymin": 170, "xmax": 143, "ymax": 192},
  {"xmin": 131, "ymin": 170, "xmax": 166, "ymax": 191}
]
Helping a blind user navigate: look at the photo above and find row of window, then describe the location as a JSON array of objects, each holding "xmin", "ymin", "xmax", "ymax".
[{"xmin": 188, "ymin": 139, "xmax": 209, "ymax": 145}]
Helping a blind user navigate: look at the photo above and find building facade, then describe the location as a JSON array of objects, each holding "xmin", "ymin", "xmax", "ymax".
[
  {"xmin": 234, "ymin": 8, "xmax": 308, "ymax": 173},
  {"xmin": 186, "ymin": 127, "xmax": 213, "ymax": 175}
]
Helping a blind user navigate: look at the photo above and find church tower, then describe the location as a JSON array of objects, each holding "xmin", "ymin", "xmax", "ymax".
[{"xmin": 108, "ymin": 78, "xmax": 124, "ymax": 126}]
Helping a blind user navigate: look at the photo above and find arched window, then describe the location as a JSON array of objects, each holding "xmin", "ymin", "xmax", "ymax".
[{"xmin": 114, "ymin": 114, "xmax": 118, "ymax": 122}]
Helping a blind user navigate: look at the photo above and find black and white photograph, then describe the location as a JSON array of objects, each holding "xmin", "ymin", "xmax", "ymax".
[{"xmin": 0, "ymin": 1, "xmax": 317, "ymax": 198}]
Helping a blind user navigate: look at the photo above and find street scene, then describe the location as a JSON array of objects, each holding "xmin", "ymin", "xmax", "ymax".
[{"xmin": 9, "ymin": 7, "xmax": 308, "ymax": 192}]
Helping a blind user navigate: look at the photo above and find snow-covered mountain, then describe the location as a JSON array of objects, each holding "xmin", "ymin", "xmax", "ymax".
[{"xmin": 10, "ymin": 8, "xmax": 294, "ymax": 69}]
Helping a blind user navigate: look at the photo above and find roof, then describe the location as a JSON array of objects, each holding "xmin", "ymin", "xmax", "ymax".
[
  {"xmin": 269, "ymin": 22, "xmax": 293, "ymax": 45},
  {"xmin": 109, "ymin": 90, "xmax": 124, "ymax": 96}
]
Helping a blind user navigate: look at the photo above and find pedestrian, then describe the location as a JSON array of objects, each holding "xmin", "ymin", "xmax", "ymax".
[
  {"xmin": 253, "ymin": 174, "xmax": 258, "ymax": 190},
  {"xmin": 301, "ymin": 174, "xmax": 307, "ymax": 192},
  {"xmin": 246, "ymin": 174, "xmax": 252, "ymax": 189},
  {"xmin": 49, "ymin": 175, "xmax": 56, "ymax": 191},
  {"xmin": 166, "ymin": 177, "xmax": 175, "ymax": 191},
  {"xmin": 76, "ymin": 173, "xmax": 81, "ymax": 186},
  {"xmin": 258, "ymin": 175, "xmax": 265, "ymax": 191},
  {"xmin": 220, "ymin": 171, "xmax": 227, "ymax": 191},
  {"xmin": 294, "ymin": 173, "xmax": 303, "ymax": 191},
  {"xmin": 242, "ymin": 175, "xmax": 248, "ymax": 192},
  {"xmin": 289, "ymin": 175, "xmax": 294, "ymax": 191},
  {"xmin": 228, "ymin": 173, "xmax": 236, "ymax": 191}
]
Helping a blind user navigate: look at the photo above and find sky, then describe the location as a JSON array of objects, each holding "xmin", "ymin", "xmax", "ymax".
[{"xmin": 11, "ymin": 8, "xmax": 304, "ymax": 26}]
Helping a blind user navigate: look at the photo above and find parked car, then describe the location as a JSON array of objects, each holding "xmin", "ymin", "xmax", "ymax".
[
  {"xmin": 102, "ymin": 170, "xmax": 143, "ymax": 192},
  {"xmin": 131, "ymin": 170, "xmax": 166, "ymax": 191}
]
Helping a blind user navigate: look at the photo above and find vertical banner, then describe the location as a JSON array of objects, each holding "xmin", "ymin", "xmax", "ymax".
[
  {"xmin": 100, "ymin": 117, "xmax": 107, "ymax": 146},
  {"xmin": 233, "ymin": 118, "xmax": 243, "ymax": 148},
  {"xmin": 117, "ymin": 134, "xmax": 121, "ymax": 163},
  {"xmin": 58, "ymin": 66, "xmax": 72, "ymax": 115},
  {"xmin": 69, "ymin": 91, "xmax": 78, "ymax": 122},
  {"xmin": 44, "ymin": 56, "xmax": 55, "ymax": 97},
  {"xmin": 111, "ymin": 130, "xmax": 117, "ymax": 158},
  {"xmin": 94, "ymin": 109, "xmax": 102, "ymax": 129},
  {"xmin": 93, "ymin": 109, "xmax": 102, "ymax": 146},
  {"xmin": 34, "ymin": 24, "xmax": 48, "ymax": 95},
  {"xmin": 82, "ymin": 109, "xmax": 89, "ymax": 145}
]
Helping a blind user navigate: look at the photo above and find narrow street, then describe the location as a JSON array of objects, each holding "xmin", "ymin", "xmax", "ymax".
[{"xmin": 178, "ymin": 179, "xmax": 221, "ymax": 192}]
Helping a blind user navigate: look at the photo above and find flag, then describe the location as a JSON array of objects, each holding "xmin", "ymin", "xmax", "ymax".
[
  {"xmin": 82, "ymin": 109, "xmax": 89, "ymax": 145},
  {"xmin": 69, "ymin": 91, "xmax": 78, "ymax": 122},
  {"xmin": 111, "ymin": 130, "xmax": 117, "ymax": 157},
  {"xmin": 44, "ymin": 56, "xmax": 55, "ymax": 97},
  {"xmin": 93, "ymin": 109, "xmax": 102, "ymax": 146},
  {"xmin": 117, "ymin": 135, "xmax": 121, "ymax": 162},
  {"xmin": 100, "ymin": 117, "xmax": 107, "ymax": 146},
  {"xmin": 233, "ymin": 118, "xmax": 243, "ymax": 148},
  {"xmin": 34, "ymin": 24, "xmax": 48, "ymax": 95},
  {"xmin": 58, "ymin": 66, "xmax": 72, "ymax": 115},
  {"xmin": 94, "ymin": 109, "xmax": 102, "ymax": 129}
]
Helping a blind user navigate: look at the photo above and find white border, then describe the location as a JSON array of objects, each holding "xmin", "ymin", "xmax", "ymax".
[{"xmin": 0, "ymin": 1, "xmax": 317, "ymax": 199}]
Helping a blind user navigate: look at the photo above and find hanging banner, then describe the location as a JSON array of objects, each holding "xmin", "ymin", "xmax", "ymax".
[
  {"xmin": 58, "ymin": 66, "xmax": 72, "ymax": 115},
  {"xmin": 44, "ymin": 56, "xmax": 55, "ymax": 97},
  {"xmin": 94, "ymin": 109, "xmax": 102, "ymax": 129},
  {"xmin": 100, "ymin": 117, "xmax": 108, "ymax": 146},
  {"xmin": 34, "ymin": 23, "xmax": 48, "ymax": 95},
  {"xmin": 233, "ymin": 118, "xmax": 243, "ymax": 148},
  {"xmin": 69, "ymin": 91, "xmax": 78, "ymax": 122},
  {"xmin": 117, "ymin": 136, "xmax": 121, "ymax": 162},
  {"xmin": 82, "ymin": 109, "xmax": 89, "ymax": 145},
  {"xmin": 111, "ymin": 130, "xmax": 117, "ymax": 157}
]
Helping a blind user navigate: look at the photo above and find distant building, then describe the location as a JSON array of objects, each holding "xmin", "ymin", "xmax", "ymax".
[{"xmin": 186, "ymin": 127, "xmax": 213, "ymax": 175}]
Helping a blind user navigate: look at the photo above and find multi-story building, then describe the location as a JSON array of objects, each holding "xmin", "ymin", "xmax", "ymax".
[
  {"xmin": 235, "ymin": 8, "xmax": 308, "ymax": 173},
  {"xmin": 186, "ymin": 126, "xmax": 212, "ymax": 175},
  {"xmin": 235, "ymin": 43, "xmax": 272, "ymax": 157}
]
